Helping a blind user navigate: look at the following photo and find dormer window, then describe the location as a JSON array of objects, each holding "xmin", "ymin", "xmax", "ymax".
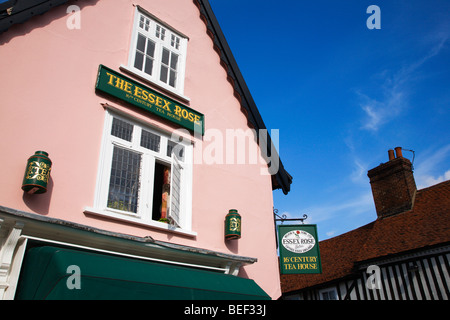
[{"xmin": 127, "ymin": 7, "xmax": 188, "ymax": 95}]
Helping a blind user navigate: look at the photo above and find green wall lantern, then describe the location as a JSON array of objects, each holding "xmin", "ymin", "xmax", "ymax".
[
  {"xmin": 225, "ymin": 209, "xmax": 241, "ymax": 240},
  {"xmin": 22, "ymin": 151, "xmax": 52, "ymax": 194}
]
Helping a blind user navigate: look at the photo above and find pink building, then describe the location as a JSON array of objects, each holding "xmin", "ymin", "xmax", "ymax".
[{"xmin": 0, "ymin": 0, "xmax": 291, "ymax": 299}]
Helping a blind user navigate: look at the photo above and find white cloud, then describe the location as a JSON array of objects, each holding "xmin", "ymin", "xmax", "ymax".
[
  {"xmin": 418, "ymin": 170, "xmax": 450, "ymax": 188},
  {"xmin": 326, "ymin": 230, "xmax": 336, "ymax": 237},
  {"xmin": 358, "ymin": 32, "xmax": 449, "ymax": 132},
  {"xmin": 361, "ymin": 104, "xmax": 381, "ymax": 132},
  {"xmin": 302, "ymin": 192, "xmax": 374, "ymax": 225},
  {"xmin": 350, "ymin": 158, "xmax": 369, "ymax": 184},
  {"xmin": 415, "ymin": 144, "xmax": 450, "ymax": 189},
  {"xmin": 359, "ymin": 89, "xmax": 405, "ymax": 132}
]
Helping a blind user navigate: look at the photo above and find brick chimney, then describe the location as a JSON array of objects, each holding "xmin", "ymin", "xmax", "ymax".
[{"xmin": 367, "ymin": 147, "xmax": 417, "ymax": 219}]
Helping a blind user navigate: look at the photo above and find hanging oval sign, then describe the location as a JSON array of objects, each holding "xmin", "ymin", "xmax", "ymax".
[{"xmin": 281, "ymin": 230, "xmax": 316, "ymax": 254}]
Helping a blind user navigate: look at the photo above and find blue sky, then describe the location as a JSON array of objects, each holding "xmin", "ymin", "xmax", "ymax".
[{"xmin": 209, "ymin": 0, "xmax": 450, "ymax": 240}]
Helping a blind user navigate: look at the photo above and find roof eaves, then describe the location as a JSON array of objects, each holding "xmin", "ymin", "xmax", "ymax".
[
  {"xmin": 0, "ymin": 0, "xmax": 68, "ymax": 34},
  {"xmin": 195, "ymin": 0, "xmax": 292, "ymax": 194}
]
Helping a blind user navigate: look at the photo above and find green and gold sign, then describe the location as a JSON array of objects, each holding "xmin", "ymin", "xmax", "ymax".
[
  {"xmin": 225, "ymin": 209, "xmax": 241, "ymax": 240},
  {"xmin": 22, "ymin": 151, "xmax": 52, "ymax": 194},
  {"xmin": 95, "ymin": 65, "xmax": 204, "ymax": 135},
  {"xmin": 278, "ymin": 224, "xmax": 322, "ymax": 274}
]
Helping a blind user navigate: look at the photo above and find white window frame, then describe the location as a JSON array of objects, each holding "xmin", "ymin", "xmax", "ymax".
[
  {"xmin": 319, "ymin": 287, "xmax": 339, "ymax": 300},
  {"xmin": 86, "ymin": 110, "xmax": 195, "ymax": 237},
  {"xmin": 125, "ymin": 7, "xmax": 188, "ymax": 97}
]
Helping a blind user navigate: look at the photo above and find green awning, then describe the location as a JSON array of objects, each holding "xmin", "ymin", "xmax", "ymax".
[{"xmin": 15, "ymin": 246, "xmax": 270, "ymax": 300}]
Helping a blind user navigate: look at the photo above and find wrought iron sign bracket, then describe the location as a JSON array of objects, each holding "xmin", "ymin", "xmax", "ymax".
[{"xmin": 273, "ymin": 208, "xmax": 308, "ymax": 224}]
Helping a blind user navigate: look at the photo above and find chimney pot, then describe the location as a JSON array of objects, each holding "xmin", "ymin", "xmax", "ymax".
[
  {"xmin": 388, "ymin": 149, "xmax": 395, "ymax": 161},
  {"xmin": 395, "ymin": 147, "xmax": 403, "ymax": 158}
]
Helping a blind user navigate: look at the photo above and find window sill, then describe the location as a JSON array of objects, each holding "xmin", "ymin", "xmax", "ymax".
[
  {"xmin": 119, "ymin": 65, "xmax": 191, "ymax": 104},
  {"xmin": 84, "ymin": 207, "xmax": 197, "ymax": 237}
]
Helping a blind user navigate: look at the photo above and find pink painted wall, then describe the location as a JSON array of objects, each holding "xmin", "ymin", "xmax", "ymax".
[{"xmin": 0, "ymin": 0, "xmax": 281, "ymax": 298}]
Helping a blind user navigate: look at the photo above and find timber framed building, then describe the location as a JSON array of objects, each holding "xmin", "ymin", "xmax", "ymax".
[{"xmin": 282, "ymin": 148, "xmax": 449, "ymax": 300}]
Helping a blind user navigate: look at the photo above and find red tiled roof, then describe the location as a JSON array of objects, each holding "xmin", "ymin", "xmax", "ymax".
[{"xmin": 281, "ymin": 180, "xmax": 450, "ymax": 293}]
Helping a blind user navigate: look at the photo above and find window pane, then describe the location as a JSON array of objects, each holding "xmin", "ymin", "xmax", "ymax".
[
  {"xmin": 151, "ymin": 162, "xmax": 170, "ymax": 221},
  {"xmin": 139, "ymin": 15, "xmax": 150, "ymax": 31},
  {"xmin": 144, "ymin": 57, "xmax": 153, "ymax": 75},
  {"xmin": 167, "ymin": 141, "xmax": 184, "ymax": 161},
  {"xmin": 140, "ymin": 129, "xmax": 160, "ymax": 151},
  {"xmin": 161, "ymin": 48, "xmax": 170, "ymax": 65},
  {"xmin": 146, "ymin": 40, "xmax": 155, "ymax": 57},
  {"xmin": 169, "ymin": 70, "xmax": 177, "ymax": 87},
  {"xmin": 320, "ymin": 290, "xmax": 337, "ymax": 300},
  {"xmin": 160, "ymin": 65, "xmax": 168, "ymax": 83},
  {"xmin": 329, "ymin": 291, "xmax": 337, "ymax": 300},
  {"xmin": 169, "ymin": 157, "xmax": 182, "ymax": 227},
  {"xmin": 170, "ymin": 53, "xmax": 178, "ymax": 70},
  {"xmin": 111, "ymin": 117, "xmax": 133, "ymax": 141},
  {"xmin": 134, "ymin": 52, "xmax": 144, "ymax": 70},
  {"xmin": 156, "ymin": 25, "xmax": 166, "ymax": 40},
  {"xmin": 107, "ymin": 147, "xmax": 141, "ymax": 214},
  {"xmin": 171, "ymin": 34, "xmax": 180, "ymax": 49},
  {"xmin": 136, "ymin": 33, "xmax": 146, "ymax": 52}
]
